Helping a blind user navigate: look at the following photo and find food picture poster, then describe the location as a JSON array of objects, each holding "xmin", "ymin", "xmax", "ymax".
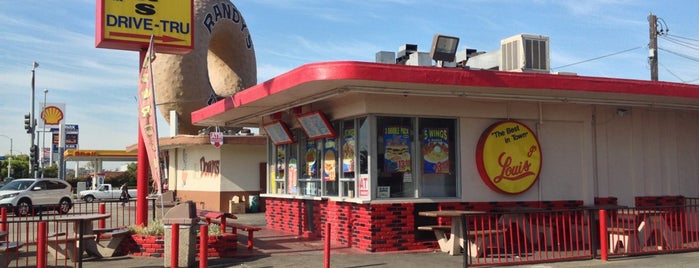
[
  {"xmin": 423, "ymin": 128, "xmax": 450, "ymax": 174},
  {"xmin": 323, "ymin": 139, "xmax": 337, "ymax": 181},
  {"xmin": 384, "ymin": 126, "xmax": 411, "ymax": 173},
  {"xmin": 342, "ymin": 129, "xmax": 356, "ymax": 173},
  {"xmin": 305, "ymin": 141, "xmax": 318, "ymax": 177}
]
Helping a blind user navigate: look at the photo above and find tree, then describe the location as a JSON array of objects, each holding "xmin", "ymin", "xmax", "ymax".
[
  {"xmin": 1, "ymin": 154, "xmax": 31, "ymax": 179},
  {"xmin": 41, "ymin": 164, "xmax": 58, "ymax": 178}
]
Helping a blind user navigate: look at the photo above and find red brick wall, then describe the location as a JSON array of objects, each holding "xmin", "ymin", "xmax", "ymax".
[
  {"xmin": 265, "ymin": 198, "xmax": 306, "ymax": 235},
  {"xmin": 264, "ymin": 198, "xmax": 584, "ymax": 253}
]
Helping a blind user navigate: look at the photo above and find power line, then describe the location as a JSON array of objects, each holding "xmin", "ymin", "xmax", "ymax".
[
  {"xmin": 665, "ymin": 33, "xmax": 699, "ymax": 43},
  {"xmin": 551, "ymin": 46, "xmax": 643, "ymax": 70},
  {"xmin": 658, "ymin": 47, "xmax": 699, "ymax": 63},
  {"xmin": 659, "ymin": 62, "xmax": 685, "ymax": 82},
  {"xmin": 661, "ymin": 35, "xmax": 699, "ymax": 51}
]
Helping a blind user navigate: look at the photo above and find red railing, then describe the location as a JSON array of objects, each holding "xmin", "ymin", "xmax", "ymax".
[
  {"xmin": 459, "ymin": 208, "xmax": 594, "ymax": 266},
  {"xmin": 0, "ymin": 199, "xmax": 137, "ymax": 268},
  {"xmin": 604, "ymin": 205, "xmax": 699, "ymax": 256},
  {"xmin": 422, "ymin": 203, "xmax": 699, "ymax": 266}
]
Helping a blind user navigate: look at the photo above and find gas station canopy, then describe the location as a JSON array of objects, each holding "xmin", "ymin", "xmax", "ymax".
[{"xmin": 63, "ymin": 149, "xmax": 137, "ymax": 162}]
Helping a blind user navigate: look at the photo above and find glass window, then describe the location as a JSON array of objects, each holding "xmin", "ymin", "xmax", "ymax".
[
  {"xmin": 299, "ymin": 136, "xmax": 322, "ymax": 196},
  {"xmin": 287, "ymin": 131, "xmax": 300, "ymax": 195},
  {"xmin": 377, "ymin": 116, "xmax": 415, "ymax": 198},
  {"xmin": 419, "ymin": 118, "xmax": 457, "ymax": 197},
  {"xmin": 273, "ymin": 144, "xmax": 287, "ymax": 194},
  {"xmin": 340, "ymin": 119, "xmax": 357, "ymax": 197},
  {"xmin": 358, "ymin": 117, "xmax": 369, "ymax": 175},
  {"xmin": 322, "ymin": 135, "xmax": 339, "ymax": 196}
]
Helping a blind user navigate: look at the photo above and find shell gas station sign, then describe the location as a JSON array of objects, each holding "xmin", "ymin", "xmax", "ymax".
[
  {"xmin": 476, "ymin": 121, "xmax": 542, "ymax": 194},
  {"xmin": 95, "ymin": 0, "xmax": 193, "ymax": 54}
]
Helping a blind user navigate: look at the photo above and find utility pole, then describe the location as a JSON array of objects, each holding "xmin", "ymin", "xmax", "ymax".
[
  {"xmin": 30, "ymin": 61, "xmax": 39, "ymax": 178},
  {"xmin": 648, "ymin": 12, "xmax": 659, "ymax": 81}
]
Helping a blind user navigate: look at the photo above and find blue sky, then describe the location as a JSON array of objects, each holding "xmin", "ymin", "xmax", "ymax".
[{"xmin": 2, "ymin": 0, "xmax": 699, "ymax": 170}]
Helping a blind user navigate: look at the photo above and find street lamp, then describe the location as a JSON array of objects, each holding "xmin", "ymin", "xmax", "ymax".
[
  {"xmin": 30, "ymin": 61, "xmax": 39, "ymax": 178},
  {"xmin": 41, "ymin": 88, "xmax": 48, "ymax": 177},
  {"xmin": 0, "ymin": 135, "xmax": 12, "ymax": 179}
]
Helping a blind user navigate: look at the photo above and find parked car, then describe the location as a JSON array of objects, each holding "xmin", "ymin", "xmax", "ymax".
[
  {"xmin": 79, "ymin": 184, "xmax": 137, "ymax": 202},
  {"xmin": 0, "ymin": 178, "xmax": 73, "ymax": 216}
]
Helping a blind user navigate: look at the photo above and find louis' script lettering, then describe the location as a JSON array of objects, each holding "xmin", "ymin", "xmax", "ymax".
[{"xmin": 493, "ymin": 151, "xmax": 535, "ymax": 183}]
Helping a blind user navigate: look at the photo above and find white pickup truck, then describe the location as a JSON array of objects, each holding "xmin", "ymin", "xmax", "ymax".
[{"xmin": 79, "ymin": 184, "xmax": 137, "ymax": 202}]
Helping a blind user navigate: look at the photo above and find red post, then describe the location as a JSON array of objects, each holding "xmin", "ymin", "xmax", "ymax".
[
  {"xmin": 171, "ymin": 223, "xmax": 179, "ymax": 268},
  {"xmin": 0, "ymin": 207, "xmax": 6, "ymax": 232},
  {"xmin": 199, "ymin": 224, "xmax": 208, "ymax": 268},
  {"xmin": 136, "ymin": 50, "xmax": 149, "ymax": 227},
  {"xmin": 324, "ymin": 222, "xmax": 331, "ymax": 268},
  {"xmin": 37, "ymin": 221, "xmax": 47, "ymax": 268},
  {"xmin": 220, "ymin": 217, "xmax": 226, "ymax": 233},
  {"xmin": 98, "ymin": 203, "xmax": 106, "ymax": 229},
  {"xmin": 247, "ymin": 230, "xmax": 254, "ymax": 250},
  {"xmin": 599, "ymin": 209, "xmax": 608, "ymax": 261}
]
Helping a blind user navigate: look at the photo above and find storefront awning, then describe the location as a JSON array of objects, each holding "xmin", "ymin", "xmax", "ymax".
[{"xmin": 191, "ymin": 61, "xmax": 699, "ymax": 127}]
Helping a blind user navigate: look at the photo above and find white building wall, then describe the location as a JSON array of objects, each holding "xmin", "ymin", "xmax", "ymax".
[
  {"xmin": 174, "ymin": 145, "xmax": 222, "ymax": 191},
  {"xmin": 595, "ymin": 107, "xmax": 699, "ymax": 206},
  {"xmin": 220, "ymin": 144, "xmax": 266, "ymax": 191}
]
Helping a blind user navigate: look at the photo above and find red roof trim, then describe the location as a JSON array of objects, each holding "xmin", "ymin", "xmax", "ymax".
[{"xmin": 192, "ymin": 61, "xmax": 699, "ymax": 124}]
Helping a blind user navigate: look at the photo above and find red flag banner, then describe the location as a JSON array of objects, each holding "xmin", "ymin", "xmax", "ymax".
[{"xmin": 138, "ymin": 36, "xmax": 162, "ymax": 195}]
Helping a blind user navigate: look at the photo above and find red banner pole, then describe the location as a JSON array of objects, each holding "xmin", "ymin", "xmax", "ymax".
[{"xmin": 136, "ymin": 49, "xmax": 149, "ymax": 227}]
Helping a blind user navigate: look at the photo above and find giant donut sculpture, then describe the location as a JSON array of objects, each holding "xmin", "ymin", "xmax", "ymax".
[{"xmin": 152, "ymin": 0, "xmax": 256, "ymax": 135}]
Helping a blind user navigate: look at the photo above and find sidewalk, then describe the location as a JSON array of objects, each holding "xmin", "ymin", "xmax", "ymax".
[{"xmin": 82, "ymin": 213, "xmax": 699, "ymax": 268}]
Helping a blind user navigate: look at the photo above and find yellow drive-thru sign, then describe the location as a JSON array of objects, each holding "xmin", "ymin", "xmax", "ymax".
[{"xmin": 95, "ymin": 0, "xmax": 193, "ymax": 54}]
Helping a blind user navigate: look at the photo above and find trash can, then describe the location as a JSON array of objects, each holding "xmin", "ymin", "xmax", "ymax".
[
  {"xmin": 162, "ymin": 201, "xmax": 199, "ymax": 268},
  {"xmin": 249, "ymin": 195, "xmax": 259, "ymax": 213}
]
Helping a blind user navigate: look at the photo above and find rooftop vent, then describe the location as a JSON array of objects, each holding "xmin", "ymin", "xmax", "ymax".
[{"xmin": 500, "ymin": 34, "xmax": 549, "ymax": 73}]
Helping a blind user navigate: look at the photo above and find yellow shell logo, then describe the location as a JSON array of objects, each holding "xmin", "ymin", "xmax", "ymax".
[{"xmin": 43, "ymin": 106, "xmax": 64, "ymax": 125}]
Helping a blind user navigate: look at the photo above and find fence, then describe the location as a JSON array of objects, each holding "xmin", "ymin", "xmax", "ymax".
[
  {"xmin": 449, "ymin": 204, "xmax": 699, "ymax": 267},
  {"xmin": 0, "ymin": 199, "xmax": 137, "ymax": 268}
]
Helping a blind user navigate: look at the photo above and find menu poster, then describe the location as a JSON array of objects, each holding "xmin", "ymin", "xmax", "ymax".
[
  {"xmin": 423, "ymin": 128, "xmax": 450, "ymax": 174},
  {"xmin": 263, "ymin": 121, "xmax": 294, "ymax": 145},
  {"xmin": 304, "ymin": 140, "xmax": 318, "ymax": 177},
  {"xmin": 342, "ymin": 129, "xmax": 356, "ymax": 173},
  {"xmin": 323, "ymin": 139, "xmax": 337, "ymax": 181},
  {"xmin": 383, "ymin": 126, "xmax": 411, "ymax": 173},
  {"xmin": 297, "ymin": 111, "xmax": 336, "ymax": 140}
]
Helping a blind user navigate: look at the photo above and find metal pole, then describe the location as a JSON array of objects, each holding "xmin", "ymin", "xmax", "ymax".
[
  {"xmin": 41, "ymin": 89, "xmax": 48, "ymax": 177},
  {"xmin": 31, "ymin": 61, "xmax": 38, "ymax": 178},
  {"xmin": 7, "ymin": 138, "xmax": 10, "ymax": 179}
]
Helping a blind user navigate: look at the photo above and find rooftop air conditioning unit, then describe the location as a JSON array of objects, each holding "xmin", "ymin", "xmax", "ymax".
[{"xmin": 500, "ymin": 34, "xmax": 549, "ymax": 73}]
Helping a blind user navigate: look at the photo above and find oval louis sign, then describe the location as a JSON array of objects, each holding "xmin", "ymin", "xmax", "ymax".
[{"xmin": 476, "ymin": 120, "xmax": 542, "ymax": 195}]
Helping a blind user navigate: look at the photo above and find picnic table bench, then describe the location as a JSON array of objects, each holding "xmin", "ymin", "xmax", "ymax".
[
  {"xmin": 418, "ymin": 224, "xmax": 506, "ymax": 257},
  {"xmin": 196, "ymin": 209, "xmax": 262, "ymax": 249},
  {"xmin": 0, "ymin": 232, "xmax": 23, "ymax": 268},
  {"xmin": 92, "ymin": 228, "xmax": 132, "ymax": 257}
]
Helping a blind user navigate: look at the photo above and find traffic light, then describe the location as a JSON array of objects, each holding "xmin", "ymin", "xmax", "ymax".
[
  {"xmin": 29, "ymin": 145, "xmax": 37, "ymax": 167},
  {"xmin": 23, "ymin": 114, "xmax": 32, "ymax": 134}
]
